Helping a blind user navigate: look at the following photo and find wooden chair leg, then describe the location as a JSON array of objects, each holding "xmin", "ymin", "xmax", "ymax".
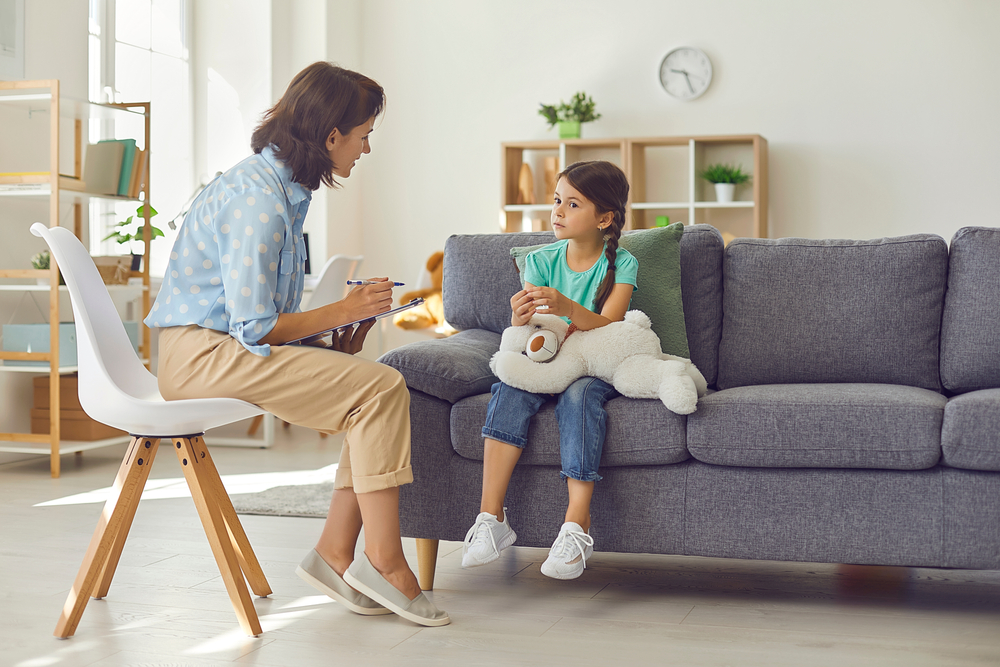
[
  {"xmin": 247, "ymin": 414, "xmax": 263, "ymax": 436},
  {"xmin": 188, "ymin": 435, "xmax": 271, "ymax": 597},
  {"xmin": 93, "ymin": 437, "xmax": 162, "ymax": 599},
  {"xmin": 173, "ymin": 436, "xmax": 262, "ymax": 636},
  {"xmin": 416, "ymin": 538, "xmax": 439, "ymax": 591},
  {"xmin": 54, "ymin": 436, "xmax": 158, "ymax": 638}
]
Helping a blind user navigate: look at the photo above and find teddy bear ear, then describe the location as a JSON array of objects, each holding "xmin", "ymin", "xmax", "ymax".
[{"xmin": 426, "ymin": 250, "xmax": 444, "ymax": 271}]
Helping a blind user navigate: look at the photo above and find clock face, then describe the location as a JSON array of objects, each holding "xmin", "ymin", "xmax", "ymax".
[{"xmin": 659, "ymin": 47, "xmax": 713, "ymax": 100}]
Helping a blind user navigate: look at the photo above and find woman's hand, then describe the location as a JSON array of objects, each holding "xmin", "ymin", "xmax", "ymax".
[
  {"xmin": 341, "ymin": 277, "xmax": 394, "ymax": 322},
  {"xmin": 510, "ymin": 289, "xmax": 536, "ymax": 326},
  {"xmin": 327, "ymin": 318, "xmax": 376, "ymax": 355},
  {"xmin": 527, "ymin": 286, "xmax": 575, "ymax": 320}
]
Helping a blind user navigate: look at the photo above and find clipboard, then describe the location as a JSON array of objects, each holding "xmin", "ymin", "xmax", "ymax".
[{"xmin": 284, "ymin": 298, "xmax": 425, "ymax": 345}]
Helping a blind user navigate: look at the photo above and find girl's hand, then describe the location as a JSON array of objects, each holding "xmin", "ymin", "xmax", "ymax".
[
  {"xmin": 527, "ymin": 287, "xmax": 574, "ymax": 319},
  {"xmin": 328, "ymin": 318, "xmax": 376, "ymax": 355},
  {"xmin": 341, "ymin": 277, "xmax": 393, "ymax": 322},
  {"xmin": 510, "ymin": 289, "xmax": 536, "ymax": 326}
]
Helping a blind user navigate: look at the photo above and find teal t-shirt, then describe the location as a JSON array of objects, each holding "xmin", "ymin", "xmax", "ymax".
[{"xmin": 523, "ymin": 240, "xmax": 638, "ymax": 319}]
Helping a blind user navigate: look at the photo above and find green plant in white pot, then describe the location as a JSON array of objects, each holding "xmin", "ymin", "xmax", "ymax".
[
  {"xmin": 538, "ymin": 92, "xmax": 602, "ymax": 139},
  {"xmin": 103, "ymin": 203, "xmax": 164, "ymax": 270},
  {"xmin": 699, "ymin": 163, "xmax": 751, "ymax": 203}
]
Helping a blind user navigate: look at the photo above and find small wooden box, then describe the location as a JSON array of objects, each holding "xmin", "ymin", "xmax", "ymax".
[
  {"xmin": 31, "ymin": 408, "xmax": 126, "ymax": 441},
  {"xmin": 31, "ymin": 375, "xmax": 125, "ymax": 440},
  {"xmin": 33, "ymin": 374, "xmax": 83, "ymax": 410}
]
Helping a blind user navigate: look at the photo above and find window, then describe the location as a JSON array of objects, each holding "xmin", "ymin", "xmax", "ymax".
[{"xmin": 88, "ymin": 0, "xmax": 192, "ymax": 278}]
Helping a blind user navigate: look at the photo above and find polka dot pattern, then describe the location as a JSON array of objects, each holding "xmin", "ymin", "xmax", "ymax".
[{"xmin": 143, "ymin": 146, "xmax": 312, "ymax": 356}]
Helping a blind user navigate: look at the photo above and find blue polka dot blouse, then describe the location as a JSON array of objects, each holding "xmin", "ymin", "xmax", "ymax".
[{"xmin": 144, "ymin": 145, "xmax": 313, "ymax": 356}]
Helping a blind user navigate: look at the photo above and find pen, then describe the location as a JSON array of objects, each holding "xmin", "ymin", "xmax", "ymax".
[{"xmin": 347, "ymin": 280, "xmax": 405, "ymax": 286}]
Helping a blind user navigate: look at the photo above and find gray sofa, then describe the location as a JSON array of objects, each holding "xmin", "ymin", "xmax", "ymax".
[{"xmin": 379, "ymin": 224, "xmax": 1000, "ymax": 587}]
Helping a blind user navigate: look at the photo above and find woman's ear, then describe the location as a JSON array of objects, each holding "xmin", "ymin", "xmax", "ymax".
[{"xmin": 326, "ymin": 128, "xmax": 341, "ymax": 151}]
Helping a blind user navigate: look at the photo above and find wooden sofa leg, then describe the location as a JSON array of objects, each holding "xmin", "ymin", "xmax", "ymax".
[{"xmin": 416, "ymin": 538, "xmax": 439, "ymax": 591}]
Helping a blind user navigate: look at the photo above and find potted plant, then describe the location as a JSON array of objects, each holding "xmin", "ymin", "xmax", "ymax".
[
  {"xmin": 103, "ymin": 203, "xmax": 164, "ymax": 270},
  {"xmin": 30, "ymin": 249, "xmax": 65, "ymax": 285},
  {"xmin": 538, "ymin": 92, "xmax": 602, "ymax": 139},
  {"xmin": 699, "ymin": 163, "xmax": 751, "ymax": 203}
]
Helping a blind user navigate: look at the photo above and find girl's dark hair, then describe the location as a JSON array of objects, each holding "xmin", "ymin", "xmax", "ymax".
[
  {"xmin": 251, "ymin": 62, "xmax": 385, "ymax": 190},
  {"xmin": 558, "ymin": 160, "xmax": 630, "ymax": 313}
]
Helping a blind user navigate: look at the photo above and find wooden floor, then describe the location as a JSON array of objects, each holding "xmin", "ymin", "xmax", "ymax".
[{"xmin": 2, "ymin": 423, "xmax": 1000, "ymax": 667}]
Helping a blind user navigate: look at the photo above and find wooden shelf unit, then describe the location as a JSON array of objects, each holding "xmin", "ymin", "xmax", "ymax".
[
  {"xmin": 0, "ymin": 79, "xmax": 152, "ymax": 477},
  {"xmin": 501, "ymin": 134, "xmax": 768, "ymax": 242}
]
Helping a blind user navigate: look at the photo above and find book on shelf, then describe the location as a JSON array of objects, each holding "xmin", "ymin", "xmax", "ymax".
[
  {"xmin": 127, "ymin": 148, "xmax": 147, "ymax": 199},
  {"xmin": 82, "ymin": 139, "xmax": 146, "ymax": 198},
  {"xmin": 0, "ymin": 182, "xmax": 46, "ymax": 193},
  {"xmin": 82, "ymin": 140, "xmax": 125, "ymax": 196}
]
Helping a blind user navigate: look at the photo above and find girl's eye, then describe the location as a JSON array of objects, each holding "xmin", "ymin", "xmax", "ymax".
[
  {"xmin": 569, "ymin": 202, "xmax": 578, "ymax": 208},
  {"xmin": 553, "ymin": 197, "xmax": 561, "ymax": 204}
]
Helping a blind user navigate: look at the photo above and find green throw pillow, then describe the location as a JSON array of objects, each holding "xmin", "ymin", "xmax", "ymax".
[{"xmin": 509, "ymin": 222, "xmax": 689, "ymax": 358}]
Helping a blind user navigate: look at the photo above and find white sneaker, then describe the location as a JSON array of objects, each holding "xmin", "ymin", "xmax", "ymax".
[
  {"xmin": 461, "ymin": 510, "xmax": 517, "ymax": 568},
  {"xmin": 540, "ymin": 522, "xmax": 594, "ymax": 580}
]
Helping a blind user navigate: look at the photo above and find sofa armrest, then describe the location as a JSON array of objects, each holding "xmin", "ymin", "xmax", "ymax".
[{"xmin": 378, "ymin": 329, "xmax": 501, "ymax": 403}]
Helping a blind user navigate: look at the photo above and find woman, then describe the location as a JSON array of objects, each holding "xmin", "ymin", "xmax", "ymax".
[{"xmin": 146, "ymin": 62, "xmax": 448, "ymax": 627}]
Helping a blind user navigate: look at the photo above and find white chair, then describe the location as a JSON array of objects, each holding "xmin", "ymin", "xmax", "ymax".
[
  {"xmin": 247, "ymin": 253, "xmax": 363, "ymax": 437},
  {"xmin": 304, "ymin": 253, "xmax": 363, "ymax": 309},
  {"xmin": 30, "ymin": 223, "xmax": 272, "ymax": 638}
]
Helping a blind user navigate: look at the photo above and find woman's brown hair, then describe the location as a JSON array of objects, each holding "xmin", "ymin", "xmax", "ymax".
[
  {"xmin": 251, "ymin": 62, "xmax": 385, "ymax": 190},
  {"xmin": 558, "ymin": 161, "xmax": 630, "ymax": 313}
]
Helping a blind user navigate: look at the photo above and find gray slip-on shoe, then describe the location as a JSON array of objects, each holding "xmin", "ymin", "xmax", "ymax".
[
  {"xmin": 343, "ymin": 553, "xmax": 451, "ymax": 627},
  {"xmin": 296, "ymin": 549, "xmax": 393, "ymax": 616}
]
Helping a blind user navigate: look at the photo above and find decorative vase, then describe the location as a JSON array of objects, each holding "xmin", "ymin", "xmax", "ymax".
[
  {"xmin": 558, "ymin": 121, "xmax": 581, "ymax": 139},
  {"xmin": 714, "ymin": 183, "xmax": 735, "ymax": 203}
]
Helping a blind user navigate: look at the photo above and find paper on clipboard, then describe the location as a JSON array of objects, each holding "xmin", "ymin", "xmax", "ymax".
[{"xmin": 284, "ymin": 298, "xmax": 425, "ymax": 344}]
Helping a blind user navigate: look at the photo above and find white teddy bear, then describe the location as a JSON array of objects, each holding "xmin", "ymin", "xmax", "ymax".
[{"xmin": 490, "ymin": 310, "xmax": 707, "ymax": 415}]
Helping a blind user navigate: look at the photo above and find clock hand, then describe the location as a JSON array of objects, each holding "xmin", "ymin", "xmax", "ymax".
[{"xmin": 683, "ymin": 72, "xmax": 695, "ymax": 94}]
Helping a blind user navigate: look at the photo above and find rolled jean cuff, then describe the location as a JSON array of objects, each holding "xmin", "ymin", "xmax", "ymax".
[
  {"xmin": 560, "ymin": 470, "xmax": 603, "ymax": 483},
  {"xmin": 336, "ymin": 465, "xmax": 414, "ymax": 493},
  {"xmin": 481, "ymin": 427, "xmax": 527, "ymax": 448}
]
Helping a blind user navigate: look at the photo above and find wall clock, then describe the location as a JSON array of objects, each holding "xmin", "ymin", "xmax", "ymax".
[{"xmin": 659, "ymin": 47, "xmax": 713, "ymax": 100}]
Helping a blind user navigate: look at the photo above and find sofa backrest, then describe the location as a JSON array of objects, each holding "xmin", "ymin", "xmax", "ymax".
[
  {"xmin": 940, "ymin": 226, "xmax": 1000, "ymax": 394},
  {"xmin": 442, "ymin": 224, "xmax": 725, "ymax": 386},
  {"xmin": 717, "ymin": 235, "xmax": 948, "ymax": 392}
]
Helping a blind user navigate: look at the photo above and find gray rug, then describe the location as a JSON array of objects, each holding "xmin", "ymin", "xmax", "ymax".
[{"xmin": 231, "ymin": 482, "xmax": 332, "ymax": 518}]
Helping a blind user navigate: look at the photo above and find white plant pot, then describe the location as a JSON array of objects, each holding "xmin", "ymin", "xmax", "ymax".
[{"xmin": 714, "ymin": 183, "xmax": 735, "ymax": 203}]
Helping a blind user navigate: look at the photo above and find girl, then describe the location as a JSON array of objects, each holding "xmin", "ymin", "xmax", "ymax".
[
  {"xmin": 463, "ymin": 160, "xmax": 637, "ymax": 580},
  {"xmin": 147, "ymin": 62, "xmax": 448, "ymax": 626}
]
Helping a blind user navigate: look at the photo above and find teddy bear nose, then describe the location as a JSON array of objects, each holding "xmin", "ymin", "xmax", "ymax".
[{"xmin": 530, "ymin": 337, "xmax": 546, "ymax": 352}]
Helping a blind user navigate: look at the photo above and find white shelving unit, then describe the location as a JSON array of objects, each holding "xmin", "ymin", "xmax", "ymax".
[{"xmin": 0, "ymin": 79, "xmax": 152, "ymax": 477}]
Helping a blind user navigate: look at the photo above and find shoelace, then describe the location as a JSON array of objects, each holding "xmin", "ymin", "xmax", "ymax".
[
  {"xmin": 552, "ymin": 528, "xmax": 594, "ymax": 567},
  {"xmin": 463, "ymin": 515, "xmax": 500, "ymax": 558}
]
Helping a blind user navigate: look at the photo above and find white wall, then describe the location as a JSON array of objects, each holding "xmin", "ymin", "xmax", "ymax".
[{"xmin": 354, "ymin": 0, "xmax": 1000, "ymax": 323}]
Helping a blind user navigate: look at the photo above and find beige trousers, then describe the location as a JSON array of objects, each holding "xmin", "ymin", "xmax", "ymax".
[{"xmin": 157, "ymin": 325, "xmax": 412, "ymax": 493}]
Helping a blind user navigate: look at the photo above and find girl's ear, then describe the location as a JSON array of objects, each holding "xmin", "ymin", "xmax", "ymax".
[
  {"xmin": 598, "ymin": 211, "xmax": 615, "ymax": 230},
  {"xmin": 326, "ymin": 128, "xmax": 341, "ymax": 151}
]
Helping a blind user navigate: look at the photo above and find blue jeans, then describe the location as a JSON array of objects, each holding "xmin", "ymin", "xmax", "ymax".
[{"xmin": 481, "ymin": 378, "xmax": 619, "ymax": 483}]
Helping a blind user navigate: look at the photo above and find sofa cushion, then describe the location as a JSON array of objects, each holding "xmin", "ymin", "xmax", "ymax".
[
  {"xmin": 940, "ymin": 227, "xmax": 1000, "ymax": 393},
  {"xmin": 941, "ymin": 388, "xmax": 1000, "ymax": 471},
  {"xmin": 717, "ymin": 235, "xmax": 948, "ymax": 392},
  {"xmin": 443, "ymin": 232, "xmax": 554, "ymax": 335},
  {"xmin": 687, "ymin": 384, "xmax": 946, "ymax": 470},
  {"xmin": 377, "ymin": 329, "xmax": 500, "ymax": 403},
  {"xmin": 444, "ymin": 225, "xmax": 724, "ymax": 385},
  {"xmin": 510, "ymin": 222, "xmax": 690, "ymax": 359},
  {"xmin": 450, "ymin": 394, "xmax": 688, "ymax": 467}
]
